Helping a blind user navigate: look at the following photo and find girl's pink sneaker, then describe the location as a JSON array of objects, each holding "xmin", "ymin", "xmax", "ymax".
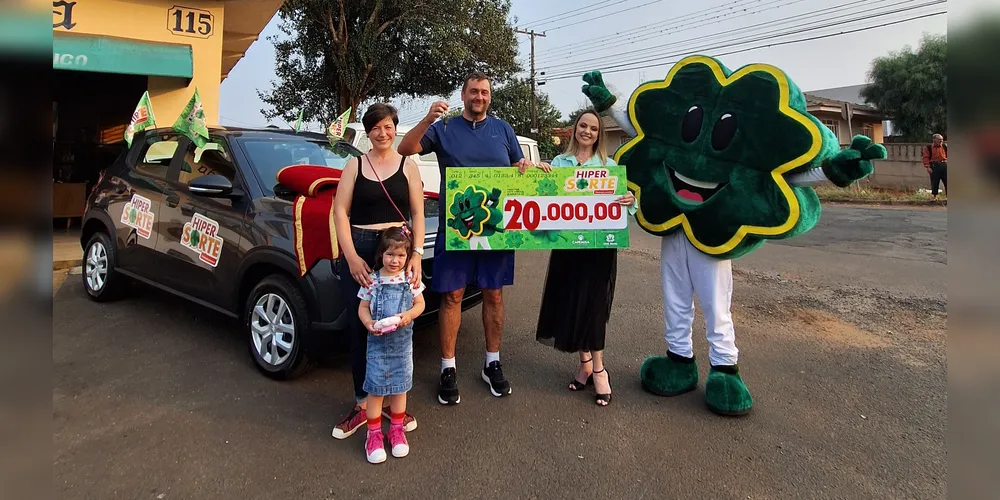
[
  {"xmin": 389, "ymin": 425, "xmax": 409, "ymax": 457},
  {"xmin": 365, "ymin": 429, "xmax": 386, "ymax": 464}
]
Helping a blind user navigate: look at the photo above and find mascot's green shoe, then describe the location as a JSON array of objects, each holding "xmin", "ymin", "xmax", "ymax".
[
  {"xmin": 705, "ymin": 366, "xmax": 753, "ymax": 416},
  {"xmin": 640, "ymin": 352, "xmax": 699, "ymax": 396}
]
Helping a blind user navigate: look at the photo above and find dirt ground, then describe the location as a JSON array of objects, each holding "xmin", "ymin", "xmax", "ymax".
[{"xmin": 53, "ymin": 205, "xmax": 947, "ymax": 499}]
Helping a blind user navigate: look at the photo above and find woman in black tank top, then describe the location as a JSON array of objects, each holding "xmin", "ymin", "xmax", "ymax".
[{"xmin": 332, "ymin": 104, "xmax": 425, "ymax": 434}]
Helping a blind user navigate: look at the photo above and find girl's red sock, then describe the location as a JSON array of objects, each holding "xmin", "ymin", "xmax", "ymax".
[
  {"xmin": 390, "ymin": 412, "xmax": 405, "ymax": 428},
  {"xmin": 367, "ymin": 416, "xmax": 381, "ymax": 432}
]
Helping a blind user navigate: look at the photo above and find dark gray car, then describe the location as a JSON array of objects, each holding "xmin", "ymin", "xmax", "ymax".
[{"xmin": 80, "ymin": 127, "xmax": 481, "ymax": 379}]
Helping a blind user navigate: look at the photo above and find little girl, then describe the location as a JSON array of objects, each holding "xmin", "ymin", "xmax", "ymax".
[{"xmin": 357, "ymin": 226, "xmax": 425, "ymax": 464}]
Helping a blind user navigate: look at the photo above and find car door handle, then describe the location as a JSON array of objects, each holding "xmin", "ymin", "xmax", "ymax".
[
  {"xmin": 166, "ymin": 195, "xmax": 179, "ymax": 208},
  {"xmin": 181, "ymin": 204, "xmax": 195, "ymax": 217}
]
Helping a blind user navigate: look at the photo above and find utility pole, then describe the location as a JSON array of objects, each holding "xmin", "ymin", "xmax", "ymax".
[{"xmin": 515, "ymin": 28, "xmax": 545, "ymax": 136}]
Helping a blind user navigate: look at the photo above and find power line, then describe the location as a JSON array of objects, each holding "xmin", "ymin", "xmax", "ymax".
[
  {"xmin": 534, "ymin": 0, "xmax": 798, "ymax": 64},
  {"xmin": 540, "ymin": 0, "xmax": 943, "ymax": 77},
  {"xmin": 541, "ymin": 6, "xmax": 940, "ymax": 81},
  {"xmin": 540, "ymin": 0, "xmax": 921, "ymax": 72},
  {"xmin": 517, "ymin": 0, "xmax": 630, "ymax": 29},
  {"xmin": 536, "ymin": 0, "xmax": 913, "ymax": 66},
  {"xmin": 541, "ymin": 0, "xmax": 668, "ymax": 33},
  {"xmin": 541, "ymin": 9, "xmax": 946, "ymax": 81},
  {"xmin": 219, "ymin": 114, "xmax": 271, "ymax": 128},
  {"xmin": 533, "ymin": 0, "xmax": 762, "ymax": 58}
]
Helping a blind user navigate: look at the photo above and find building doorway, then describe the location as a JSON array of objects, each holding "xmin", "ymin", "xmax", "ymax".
[{"xmin": 52, "ymin": 70, "xmax": 147, "ymax": 231}]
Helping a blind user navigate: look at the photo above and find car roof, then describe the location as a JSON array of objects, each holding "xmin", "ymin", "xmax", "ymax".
[
  {"xmin": 134, "ymin": 127, "xmax": 362, "ymax": 155},
  {"xmin": 141, "ymin": 126, "xmax": 336, "ymax": 140},
  {"xmin": 346, "ymin": 122, "xmax": 417, "ymax": 134},
  {"xmin": 136, "ymin": 126, "xmax": 366, "ymax": 145}
]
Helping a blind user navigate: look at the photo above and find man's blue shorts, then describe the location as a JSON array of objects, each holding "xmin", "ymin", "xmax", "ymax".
[{"xmin": 431, "ymin": 236, "xmax": 515, "ymax": 293}]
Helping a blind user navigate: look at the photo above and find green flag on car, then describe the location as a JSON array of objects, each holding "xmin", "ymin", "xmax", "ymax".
[
  {"xmin": 294, "ymin": 108, "xmax": 303, "ymax": 132},
  {"xmin": 124, "ymin": 91, "xmax": 156, "ymax": 147},
  {"xmin": 327, "ymin": 107, "xmax": 351, "ymax": 140},
  {"xmin": 172, "ymin": 88, "xmax": 210, "ymax": 149}
]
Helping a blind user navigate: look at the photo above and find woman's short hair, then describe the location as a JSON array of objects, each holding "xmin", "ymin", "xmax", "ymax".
[{"xmin": 362, "ymin": 103, "xmax": 399, "ymax": 133}]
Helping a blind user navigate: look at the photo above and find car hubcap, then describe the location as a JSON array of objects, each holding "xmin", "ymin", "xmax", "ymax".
[
  {"xmin": 251, "ymin": 293, "xmax": 295, "ymax": 366},
  {"xmin": 86, "ymin": 242, "xmax": 108, "ymax": 291}
]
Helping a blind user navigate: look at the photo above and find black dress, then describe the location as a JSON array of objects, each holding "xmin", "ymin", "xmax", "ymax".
[{"xmin": 535, "ymin": 248, "xmax": 617, "ymax": 353}]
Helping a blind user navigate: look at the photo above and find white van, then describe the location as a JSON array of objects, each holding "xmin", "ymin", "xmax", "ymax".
[{"xmin": 342, "ymin": 122, "xmax": 541, "ymax": 194}]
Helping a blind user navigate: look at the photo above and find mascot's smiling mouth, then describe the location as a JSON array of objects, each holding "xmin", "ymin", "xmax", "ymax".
[
  {"xmin": 667, "ymin": 168, "xmax": 727, "ymax": 204},
  {"xmin": 462, "ymin": 214, "xmax": 475, "ymax": 227}
]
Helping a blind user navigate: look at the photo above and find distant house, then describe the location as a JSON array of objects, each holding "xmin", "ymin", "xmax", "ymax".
[
  {"xmin": 804, "ymin": 84, "xmax": 892, "ymax": 143},
  {"xmin": 602, "ymin": 116, "xmax": 631, "ymax": 151}
]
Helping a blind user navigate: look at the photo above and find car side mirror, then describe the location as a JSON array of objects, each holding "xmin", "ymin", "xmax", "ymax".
[{"xmin": 189, "ymin": 175, "xmax": 235, "ymax": 197}]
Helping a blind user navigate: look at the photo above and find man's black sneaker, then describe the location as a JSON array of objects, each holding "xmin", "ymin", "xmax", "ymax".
[
  {"xmin": 481, "ymin": 361, "xmax": 512, "ymax": 397},
  {"xmin": 438, "ymin": 367, "xmax": 461, "ymax": 405}
]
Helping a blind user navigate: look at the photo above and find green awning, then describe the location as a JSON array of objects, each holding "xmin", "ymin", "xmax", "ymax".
[{"xmin": 53, "ymin": 33, "xmax": 193, "ymax": 79}]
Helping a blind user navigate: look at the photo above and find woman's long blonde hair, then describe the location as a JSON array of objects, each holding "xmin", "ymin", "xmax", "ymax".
[{"xmin": 564, "ymin": 109, "xmax": 610, "ymax": 165}]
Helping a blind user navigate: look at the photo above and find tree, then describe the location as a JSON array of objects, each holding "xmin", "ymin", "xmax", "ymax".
[
  {"xmin": 948, "ymin": 15, "xmax": 1000, "ymax": 130},
  {"xmin": 562, "ymin": 107, "xmax": 584, "ymax": 128},
  {"xmin": 487, "ymin": 79, "xmax": 562, "ymax": 159},
  {"xmin": 860, "ymin": 34, "xmax": 947, "ymax": 141},
  {"xmin": 258, "ymin": 0, "xmax": 521, "ymax": 126}
]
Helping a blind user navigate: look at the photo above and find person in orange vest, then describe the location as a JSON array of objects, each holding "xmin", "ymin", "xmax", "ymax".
[{"xmin": 923, "ymin": 133, "xmax": 947, "ymax": 200}]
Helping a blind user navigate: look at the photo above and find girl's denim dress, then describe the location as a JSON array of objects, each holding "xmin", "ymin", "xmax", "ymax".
[{"xmin": 362, "ymin": 273, "xmax": 415, "ymax": 397}]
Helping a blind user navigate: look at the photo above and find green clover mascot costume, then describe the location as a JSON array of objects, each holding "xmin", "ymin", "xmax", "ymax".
[{"xmin": 581, "ymin": 55, "xmax": 886, "ymax": 416}]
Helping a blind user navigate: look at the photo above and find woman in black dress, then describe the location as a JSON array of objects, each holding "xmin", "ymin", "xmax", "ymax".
[{"xmin": 535, "ymin": 110, "xmax": 635, "ymax": 406}]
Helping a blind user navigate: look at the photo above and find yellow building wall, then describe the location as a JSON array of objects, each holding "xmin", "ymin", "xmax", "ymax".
[
  {"xmin": 53, "ymin": 0, "xmax": 225, "ymax": 125},
  {"xmin": 872, "ymin": 122, "xmax": 885, "ymax": 143}
]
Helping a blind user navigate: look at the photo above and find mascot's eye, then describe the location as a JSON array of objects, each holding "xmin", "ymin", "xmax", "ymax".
[
  {"xmin": 681, "ymin": 105, "xmax": 703, "ymax": 143},
  {"xmin": 711, "ymin": 113, "xmax": 737, "ymax": 150}
]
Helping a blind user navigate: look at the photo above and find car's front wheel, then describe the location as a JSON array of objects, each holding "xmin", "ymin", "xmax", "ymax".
[
  {"xmin": 82, "ymin": 231, "xmax": 123, "ymax": 302},
  {"xmin": 244, "ymin": 274, "xmax": 311, "ymax": 380}
]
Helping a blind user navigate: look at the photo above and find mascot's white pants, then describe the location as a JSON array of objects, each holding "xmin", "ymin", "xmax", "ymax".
[
  {"xmin": 660, "ymin": 231, "xmax": 739, "ymax": 366},
  {"xmin": 470, "ymin": 235, "xmax": 491, "ymax": 250}
]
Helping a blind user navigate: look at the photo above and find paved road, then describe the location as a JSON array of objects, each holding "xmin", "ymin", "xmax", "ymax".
[{"xmin": 53, "ymin": 205, "xmax": 947, "ymax": 499}]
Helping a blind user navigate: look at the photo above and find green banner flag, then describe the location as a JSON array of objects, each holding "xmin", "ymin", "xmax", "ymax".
[
  {"xmin": 124, "ymin": 91, "xmax": 156, "ymax": 147},
  {"xmin": 327, "ymin": 107, "xmax": 351, "ymax": 140},
  {"xmin": 294, "ymin": 108, "xmax": 303, "ymax": 132},
  {"xmin": 443, "ymin": 166, "xmax": 631, "ymax": 251},
  {"xmin": 172, "ymin": 88, "xmax": 209, "ymax": 149}
]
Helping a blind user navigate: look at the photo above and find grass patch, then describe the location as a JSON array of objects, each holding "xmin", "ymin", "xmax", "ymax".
[{"xmin": 813, "ymin": 184, "xmax": 946, "ymax": 203}]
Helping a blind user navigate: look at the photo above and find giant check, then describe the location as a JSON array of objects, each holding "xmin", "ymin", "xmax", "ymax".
[{"xmin": 442, "ymin": 166, "xmax": 631, "ymax": 251}]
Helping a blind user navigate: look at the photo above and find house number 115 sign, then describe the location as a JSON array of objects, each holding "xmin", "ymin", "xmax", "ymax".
[{"xmin": 168, "ymin": 5, "xmax": 214, "ymax": 38}]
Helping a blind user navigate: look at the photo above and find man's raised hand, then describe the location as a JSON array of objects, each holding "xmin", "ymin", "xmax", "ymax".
[{"xmin": 423, "ymin": 101, "xmax": 450, "ymax": 124}]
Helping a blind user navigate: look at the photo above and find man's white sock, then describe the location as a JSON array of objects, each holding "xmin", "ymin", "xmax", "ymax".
[
  {"xmin": 485, "ymin": 351, "xmax": 500, "ymax": 366},
  {"xmin": 441, "ymin": 357, "xmax": 456, "ymax": 373}
]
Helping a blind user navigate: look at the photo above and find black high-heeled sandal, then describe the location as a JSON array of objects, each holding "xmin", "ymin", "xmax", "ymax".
[
  {"xmin": 593, "ymin": 367, "xmax": 612, "ymax": 406},
  {"xmin": 569, "ymin": 357, "xmax": 593, "ymax": 391}
]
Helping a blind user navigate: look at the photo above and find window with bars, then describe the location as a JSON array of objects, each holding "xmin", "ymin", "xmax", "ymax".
[
  {"xmin": 822, "ymin": 119, "xmax": 839, "ymax": 140},
  {"xmin": 862, "ymin": 124, "xmax": 874, "ymax": 139}
]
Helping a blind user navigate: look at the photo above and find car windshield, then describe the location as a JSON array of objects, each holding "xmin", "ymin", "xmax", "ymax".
[{"xmin": 238, "ymin": 138, "xmax": 360, "ymax": 195}]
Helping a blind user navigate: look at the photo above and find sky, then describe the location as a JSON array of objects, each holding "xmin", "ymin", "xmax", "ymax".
[{"xmin": 218, "ymin": 0, "xmax": 949, "ymax": 130}]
